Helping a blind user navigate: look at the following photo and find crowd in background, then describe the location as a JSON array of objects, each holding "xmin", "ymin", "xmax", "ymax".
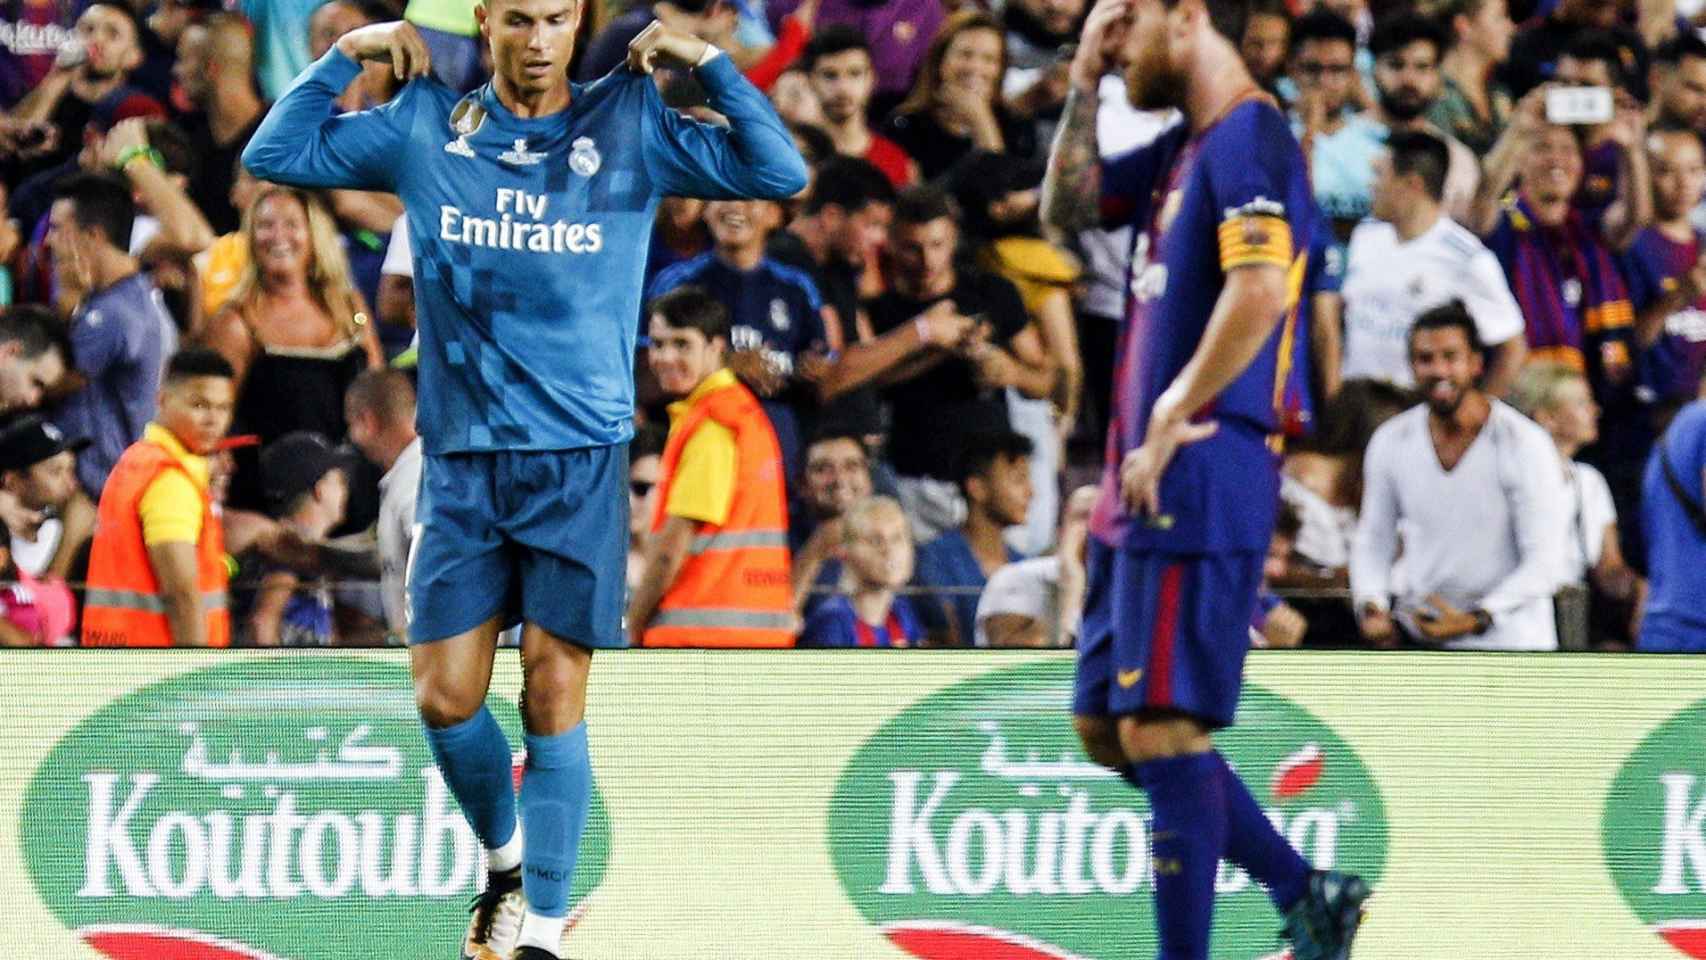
[{"xmin": 0, "ymin": 0, "xmax": 1704, "ymax": 651}]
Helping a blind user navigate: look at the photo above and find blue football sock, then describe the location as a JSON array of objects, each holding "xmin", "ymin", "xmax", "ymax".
[
  {"xmin": 421, "ymin": 707, "xmax": 517, "ymax": 851},
  {"xmin": 1132, "ymin": 752, "xmax": 1225, "ymax": 960},
  {"xmin": 1216, "ymin": 751, "xmax": 1310, "ymax": 911},
  {"xmin": 519, "ymin": 723, "xmax": 591, "ymax": 919}
]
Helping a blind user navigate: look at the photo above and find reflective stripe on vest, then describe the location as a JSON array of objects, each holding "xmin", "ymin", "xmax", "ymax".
[
  {"xmin": 85, "ymin": 588, "xmax": 229, "ymax": 614},
  {"xmin": 650, "ymin": 608, "xmax": 797, "ymax": 631},
  {"xmin": 689, "ymin": 530, "xmax": 789, "ymax": 555}
]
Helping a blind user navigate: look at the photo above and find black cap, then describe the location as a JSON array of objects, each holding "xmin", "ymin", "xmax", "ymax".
[
  {"xmin": 259, "ymin": 431, "xmax": 358, "ymax": 510},
  {"xmin": 0, "ymin": 416, "xmax": 91, "ymax": 473}
]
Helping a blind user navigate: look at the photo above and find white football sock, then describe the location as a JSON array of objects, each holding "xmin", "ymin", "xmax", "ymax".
[
  {"xmin": 516, "ymin": 909, "xmax": 567, "ymax": 954},
  {"xmin": 486, "ymin": 828, "xmax": 523, "ymax": 874}
]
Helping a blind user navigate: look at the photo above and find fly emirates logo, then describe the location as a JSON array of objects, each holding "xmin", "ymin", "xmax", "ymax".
[{"xmin": 439, "ymin": 188, "xmax": 603, "ymax": 255}]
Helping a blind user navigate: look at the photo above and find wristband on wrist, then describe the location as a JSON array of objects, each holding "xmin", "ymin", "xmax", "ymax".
[
  {"xmin": 112, "ymin": 145, "xmax": 163, "ymax": 173},
  {"xmin": 914, "ymin": 316, "xmax": 930, "ymax": 344},
  {"xmin": 696, "ymin": 43, "xmax": 722, "ymax": 67}
]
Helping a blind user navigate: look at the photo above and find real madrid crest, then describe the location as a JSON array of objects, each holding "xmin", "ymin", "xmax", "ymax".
[{"xmin": 570, "ymin": 136, "xmax": 601, "ymax": 177}]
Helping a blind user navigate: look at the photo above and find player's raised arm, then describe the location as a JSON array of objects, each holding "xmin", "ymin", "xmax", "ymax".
[
  {"xmin": 633, "ymin": 22, "xmax": 808, "ymax": 200},
  {"xmin": 1040, "ymin": 0, "xmax": 1128, "ymax": 233},
  {"xmin": 241, "ymin": 21, "xmax": 431, "ymax": 192}
]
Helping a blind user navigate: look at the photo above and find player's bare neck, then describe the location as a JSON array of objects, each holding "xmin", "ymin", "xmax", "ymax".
[
  {"xmin": 494, "ymin": 77, "xmax": 572, "ymax": 118},
  {"xmin": 1430, "ymin": 391, "xmax": 1490, "ymax": 439},
  {"xmin": 1184, "ymin": 56, "xmax": 1263, "ymax": 135}
]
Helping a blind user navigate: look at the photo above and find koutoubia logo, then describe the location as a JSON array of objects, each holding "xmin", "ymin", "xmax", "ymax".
[
  {"xmin": 21, "ymin": 658, "xmax": 609, "ymax": 960},
  {"xmin": 1606, "ymin": 697, "xmax": 1706, "ymax": 958},
  {"xmin": 827, "ymin": 660, "xmax": 1388, "ymax": 960}
]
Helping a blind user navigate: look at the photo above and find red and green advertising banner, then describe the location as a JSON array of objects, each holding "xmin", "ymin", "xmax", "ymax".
[{"xmin": 0, "ymin": 651, "xmax": 1700, "ymax": 958}]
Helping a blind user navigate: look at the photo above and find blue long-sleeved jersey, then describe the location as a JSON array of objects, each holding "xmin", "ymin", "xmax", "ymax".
[{"xmin": 243, "ymin": 51, "xmax": 808, "ymax": 454}]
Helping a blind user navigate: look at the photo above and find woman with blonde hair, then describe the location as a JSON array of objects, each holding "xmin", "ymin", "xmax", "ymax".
[
  {"xmin": 880, "ymin": 10, "xmax": 1037, "ymax": 181},
  {"xmin": 201, "ymin": 185, "xmax": 381, "ymax": 510}
]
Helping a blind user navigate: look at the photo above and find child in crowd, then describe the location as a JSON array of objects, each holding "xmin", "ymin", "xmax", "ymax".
[{"xmin": 799, "ymin": 496, "xmax": 924, "ymax": 648}]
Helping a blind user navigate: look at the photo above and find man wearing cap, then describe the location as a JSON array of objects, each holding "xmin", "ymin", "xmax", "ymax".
[
  {"xmin": 0, "ymin": 415, "xmax": 94, "ymax": 580},
  {"xmin": 82, "ymin": 348, "xmax": 235, "ymax": 647},
  {"xmin": 247, "ymin": 430, "xmax": 359, "ymax": 646}
]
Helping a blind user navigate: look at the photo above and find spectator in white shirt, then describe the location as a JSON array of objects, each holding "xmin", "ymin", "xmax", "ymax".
[
  {"xmin": 1341, "ymin": 129, "xmax": 1527, "ymax": 395},
  {"xmin": 974, "ymin": 484, "xmax": 1095, "ymax": 648},
  {"xmin": 343, "ymin": 367, "xmax": 420, "ymax": 638},
  {"xmin": 1509, "ymin": 362, "xmax": 1646, "ymax": 643},
  {"xmin": 1352, "ymin": 302, "xmax": 1568, "ymax": 651}
]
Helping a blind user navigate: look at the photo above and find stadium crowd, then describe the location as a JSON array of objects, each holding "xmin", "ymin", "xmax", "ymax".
[{"xmin": 0, "ymin": 0, "xmax": 1703, "ymax": 651}]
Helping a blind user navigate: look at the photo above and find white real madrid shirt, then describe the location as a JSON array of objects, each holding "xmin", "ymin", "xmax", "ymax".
[{"xmin": 1340, "ymin": 216, "xmax": 1524, "ymax": 387}]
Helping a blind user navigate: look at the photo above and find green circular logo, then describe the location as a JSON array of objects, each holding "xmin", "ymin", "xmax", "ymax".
[
  {"xmin": 1606, "ymin": 697, "xmax": 1706, "ymax": 958},
  {"xmin": 21, "ymin": 658, "xmax": 609, "ymax": 959},
  {"xmin": 827, "ymin": 659, "xmax": 1387, "ymax": 959}
]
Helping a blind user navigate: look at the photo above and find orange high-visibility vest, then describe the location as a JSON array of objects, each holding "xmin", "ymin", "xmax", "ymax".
[
  {"xmin": 643, "ymin": 377, "xmax": 793, "ymax": 648},
  {"xmin": 82, "ymin": 436, "xmax": 230, "ymax": 648}
]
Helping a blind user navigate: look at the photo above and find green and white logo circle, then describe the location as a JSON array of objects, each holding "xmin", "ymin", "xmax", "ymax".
[
  {"xmin": 1606, "ymin": 697, "xmax": 1706, "ymax": 958},
  {"xmin": 21, "ymin": 658, "xmax": 609, "ymax": 960},
  {"xmin": 827, "ymin": 660, "xmax": 1388, "ymax": 960}
]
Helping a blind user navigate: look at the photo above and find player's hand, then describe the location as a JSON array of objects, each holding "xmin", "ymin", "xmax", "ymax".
[
  {"xmin": 627, "ymin": 20, "xmax": 711, "ymax": 75},
  {"xmin": 1412, "ymin": 593, "xmax": 1478, "ymax": 642},
  {"xmin": 1357, "ymin": 602, "xmax": 1397, "ymax": 648},
  {"xmin": 335, "ymin": 21, "xmax": 432, "ymax": 82},
  {"xmin": 1118, "ymin": 405, "xmax": 1217, "ymax": 519},
  {"xmin": 1260, "ymin": 603, "xmax": 1308, "ymax": 649},
  {"xmin": 1069, "ymin": 0, "xmax": 1129, "ymax": 92},
  {"xmin": 728, "ymin": 348, "xmax": 787, "ymax": 397}
]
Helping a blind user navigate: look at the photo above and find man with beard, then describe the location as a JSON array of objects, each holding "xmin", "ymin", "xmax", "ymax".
[
  {"xmin": 802, "ymin": 27, "xmax": 919, "ymax": 188},
  {"xmin": 1352, "ymin": 302, "xmax": 1567, "ymax": 651},
  {"xmin": 1368, "ymin": 12, "xmax": 1478, "ymax": 224},
  {"xmin": 170, "ymin": 14, "xmax": 267, "ymax": 235},
  {"xmin": 1550, "ymin": 31, "xmax": 1652, "ymax": 247},
  {"xmin": 1286, "ymin": 9, "xmax": 1380, "ymax": 241},
  {"xmin": 1040, "ymin": 0, "xmax": 1369, "ymax": 957},
  {"xmin": 1654, "ymin": 35, "xmax": 1706, "ymax": 137}
]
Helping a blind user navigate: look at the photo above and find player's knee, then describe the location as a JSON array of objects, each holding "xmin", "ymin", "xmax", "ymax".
[
  {"xmin": 1073, "ymin": 715, "xmax": 1124, "ymax": 769},
  {"xmin": 519, "ymin": 650, "xmax": 589, "ymax": 733},
  {"xmin": 1117, "ymin": 714, "xmax": 1211, "ymax": 764},
  {"xmin": 414, "ymin": 672, "xmax": 485, "ymax": 729}
]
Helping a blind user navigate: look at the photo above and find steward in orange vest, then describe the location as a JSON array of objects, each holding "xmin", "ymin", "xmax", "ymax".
[
  {"xmin": 82, "ymin": 350, "xmax": 237, "ymax": 648},
  {"xmin": 630, "ymin": 287, "xmax": 794, "ymax": 648}
]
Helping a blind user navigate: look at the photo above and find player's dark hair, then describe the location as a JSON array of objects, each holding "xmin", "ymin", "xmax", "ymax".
[
  {"xmin": 1162, "ymin": 0, "xmax": 1250, "ymax": 45},
  {"xmin": 345, "ymin": 367, "xmax": 415, "ymax": 425},
  {"xmin": 1387, "ymin": 129, "xmax": 1451, "ymax": 203},
  {"xmin": 805, "ymin": 156, "xmax": 894, "ymax": 215},
  {"xmin": 1289, "ymin": 9, "xmax": 1356, "ymax": 56},
  {"xmin": 53, "ymin": 172, "xmax": 135, "ymax": 252},
  {"xmin": 649, "ymin": 285, "xmax": 731, "ymax": 343},
  {"xmin": 1409, "ymin": 299, "xmax": 1485, "ymax": 355},
  {"xmin": 954, "ymin": 430, "xmax": 1033, "ymax": 492},
  {"xmin": 892, "ymin": 184, "xmax": 958, "ymax": 228},
  {"xmin": 1562, "ymin": 30, "xmax": 1631, "ymax": 91},
  {"xmin": 801, "ymin": 24, "xmax": 871, "ymax": 71},
  {"xmin": 1656, "ymin": 32, "xmax": 1706, "ymax": 68},
  {"xmin": 630, "ymin": 421, "xmax": 667, "ymax": 461},
  {"xmin": 165, "ymin": 348, "xmax": 236, "ymax": 384},
  {"xmin": 145, "ymin": 118, "xmax": 198, "ymax": 181},
  {"xmin": 0, "ymin": 305, "xmax": 67, "ymax": 362},
  {"xmin": 807, "ymin": 428, "xmax": 869, "ymax": 459},
  {"xmin": 1369, "ymin": 12, "xmax": 1448, "ymax": 61}
]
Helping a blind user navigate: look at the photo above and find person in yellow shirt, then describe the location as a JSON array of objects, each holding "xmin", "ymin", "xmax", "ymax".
[
  {"xmin": 629, "ymin": 286, "xmax": 794, "ymax": 647},
  {"xmin": 82, "ymin": 350, "xmax": 237, "ymax": 647}
]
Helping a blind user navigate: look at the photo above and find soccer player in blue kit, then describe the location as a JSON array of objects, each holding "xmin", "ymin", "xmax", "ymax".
[
  {"xmin": 1042, "ymin": 1, "xmax": 1370, "ymax": 958},
  {"xmin": 242, "ymin": 5, "xmax": 805, "ymax": 959}
]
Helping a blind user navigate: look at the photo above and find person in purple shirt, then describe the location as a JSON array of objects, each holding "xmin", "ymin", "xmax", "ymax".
[
  {"xmin": 797, "ymin": 495, "xmax": 925, "ymax": 647},
  {"xmin": 766, "ymin": 0, "xmax": 944, "ymax": 118},
  {"xmin": 1552, "ymin": 30, "xmax": 1652, "ymax": 248},
  {"xmin": 911, "ymin": 429, "xmax": 1028, "ymax": 647},
  {"xmin": 43, "ymin": 172, "xmax": 175, "ymax": 497},
  {"xmin": 1625, "ymin": 126, "xmax": 1706, "ymax": 419}
]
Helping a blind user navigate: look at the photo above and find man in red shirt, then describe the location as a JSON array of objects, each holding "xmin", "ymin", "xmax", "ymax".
[{"xmin": 803, "ymin": 25, "xmax": 919, "ymax": 188}]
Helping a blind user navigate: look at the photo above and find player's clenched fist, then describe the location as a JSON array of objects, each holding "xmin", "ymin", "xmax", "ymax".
[
  {"xmin": 626, "ymin": 20, "xmax": 711, "ymax": 74},
  {"xmin": 335, "ymin": 21, "xmax": 432, "ymax": 82}
]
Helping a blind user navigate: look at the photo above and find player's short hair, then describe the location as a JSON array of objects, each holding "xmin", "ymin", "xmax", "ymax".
[
  {"xmin": 954, "ymin": 429, "xmax": 1033, "ymax": 492},
  {"xmin": 1408, "ymin": 300, "xmax": 1485, "ymax": 355},
  {"xmin": 0, "ymin": 305, "xmax": 67, "ymax": 362},
  {"xmin": 1387, "ymin": 129, "xmax": 1450, "ymax": 203},
  {"xmin": 1369, "ymin": 12, "xmax": 1448, "ymax": 61},
  {"xmin": 630, "ymin": 421, "xmax": 667, "ymax": 461},
  {"xmin": 1163, "ymin": 0, "xmax": 1250, "ymax": 45},
  {"xmin": 805, "ymin": 156, "xmax": 894, "ymax": 215},
  {"xmin": 164, "ymin": 348, "xmax": 236, "ymax": 385},
  {"xmin": 802, "ymin": 24, "xmax": 871, "ymax": 72},
  {"xmin": 1508, "ymin": 362, "xmax": 1587, "ymax": 419},
  {"xmin": 1561, "ymin": 30, "xmax": 1632, "ymax": 91},
  {"xmin": 345, "ymin": 367, "xmax": 415, "ymax": 425},
  {"xmin": 53, "ymin": 172, "xmax": 135, "ymax": 252},
  {"xmin": 892, "ymin": 184, "xmax": 958, "ymax": 228},
  {"xmin": 806, "ymin": 428, "xmax": 869, "ymax": 459},
  {"xmin": 1289, "ymin": 9, "xmax": 1356, "ymax": 56},
  {"xmin": 648, "ymin": 285, "xmax": 731, "ymax": 342},
  {"xmin": 1656, "ymin": 32, "xmax": 1706, "ymax": 68}
]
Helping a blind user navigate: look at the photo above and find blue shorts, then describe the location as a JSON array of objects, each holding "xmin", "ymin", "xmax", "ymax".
[
  {"xmin": 407, "ymin": 446, "xmax": 628, "ymax": 648},
  {"xmin": 1073, "ymin": 540, "xmax": 1261, "ymax": 728}
]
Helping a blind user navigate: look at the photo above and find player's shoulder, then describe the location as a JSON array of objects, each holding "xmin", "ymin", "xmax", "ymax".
[
  {"xmin": 1429, "ymin": 217, "xmax": 1491, "ymax": 260},
  {"xmin": 1204, "ymin": 97, "xmax": 1296, "ymax": 154},
  {"xmin": 394, "ymin": 74, "xmax": 461, "ymax": 120},
  {"xmin": 1368, "ymin": 405, "xmax": 1428, "ymax": 450},
  {"xmin": 1346, "ymin": 218, "xmax": 1395, "ymax": 251},
  {"xmin": 652, "ymin": 252, "xmax": 717, "ymax": 291},
  {"xmin": 1490, "ymin": 399, "xmax": 1558, "ymax": 449}
]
